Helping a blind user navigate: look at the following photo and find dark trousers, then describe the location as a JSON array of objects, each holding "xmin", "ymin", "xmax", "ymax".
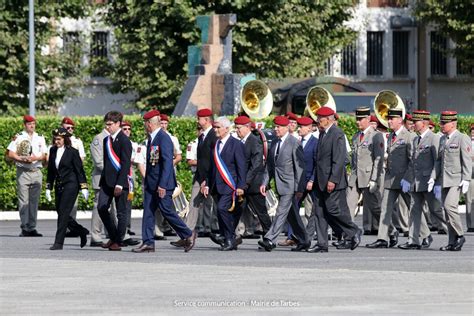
[
  {"xmin": 142, "ymin": 188, "xmax": 192, "ymax": 246},
  {"xmin": 213, "ymin": 193, "xmax": 243, "ymax": 243},
  {"xmin": 98, "ymin": 185, "xmax": 129, "ymax": 244},
  {"xmin": 54, "ymin": 184, "xmax": 86, "ymax": 245},
  {"xmin": 313, "ymin": 187, "xmax": 359, "ymax": 248},
  {"xmin": 245, "ymin": 192, "xmax": 272, "ymax": 235}
]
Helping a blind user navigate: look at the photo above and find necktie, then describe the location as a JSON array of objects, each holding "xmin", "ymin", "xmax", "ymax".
[
  {"xmin": 301, "ymin": 137, "xmax": 305, "ymax": 148},
  {"xmin": 217, "ymin": 140, "xmax": 222, "ymax": 154},
  {"xmin": 275, "ymin": 139, "xmax": 281, "ymax": 160},
  {"xmin": 359, "ymin": 132, "xmax": 364, "ymax": 142},
  {"xmin": 198, "ymin": 133, "xmax": 204, "ymax": 147},
  {"xmin": 391, "ymin": 133, "xmax": 397, "ymax": 145}
]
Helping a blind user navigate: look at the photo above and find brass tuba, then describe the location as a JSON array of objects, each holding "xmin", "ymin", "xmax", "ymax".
[
  {"xmin": 373, "ymin": 90, "xmax": 405, "ymax": 128},
  {"xmin": 304, "ymin": 86, "xmax": 336, "ymax": 121},
  {"xmin": 240, "ymin": 80, "xmax": 273, "ymax": 119}
]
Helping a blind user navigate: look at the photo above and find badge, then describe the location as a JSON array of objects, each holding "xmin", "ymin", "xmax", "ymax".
[
  {"xmin": 150, "ymin": 145, "xmax": 160, "ymax": 166},
  {"xmin": 93, "ymin": 139, "xmax": 99, "ymax": 146},
  {"xmin": 397, "ymin": 139, "xmax": 406, "ymax": 145},
  {"xmin": 362, "ymin": 141, "xmax": 369, "ymax": 147},
  {"xmin": 449, "ymin": 143, "xmax": 459, "ymax": 149}
]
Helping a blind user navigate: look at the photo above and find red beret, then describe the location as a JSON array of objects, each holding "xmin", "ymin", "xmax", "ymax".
[
  {"xmin": 23, "ymin": 115, "xmax": 35, "ymax": 123},
  {"xmin": 370, "ymin": 115, "xmax": 379, "ymax": 123},
  {"xmin": 250, "ymin": 122, "xmax": 256, "ymax": 129},
  {"xmin": 121, "ymin": 121, "xmax": 132, "ymax": 128},
  {"xmin": 197, "ymin": 108, "xmax": 213, "ymax": 117},
  {"xmin": 274, "ymin": 116, "xmax": 290, "ymax": 126},
  {"xmin": 316, "ymin": 106, "xmax": 335, "ymax": 117},
  {"xmin": 143, "ymin": 109, "xmax": 161, "ymax": 120},
  {"xmin": 404, "ymin": 113, "xmax": 413, "ymax": 121},
  {"xmin": 160, "ymin": 114, "xmax": 169, "ymax": 122},
  {"xmin": 61, "ymin": 117, "xmax": 75, "ymax": 125},
  {"xmin": 234, "ymin": 116, "xmax": 251, "ymax": 125},
  {"xmin": 429, "ymin": 120, "xmax": 436, "ymax": 127},
  {"xmin": 297, "ymin": 116, "xmax": 313, "ymax": 126},
  {"xmin": 286, "ymin": 112, "xmax": 298, "ymax": 121}
]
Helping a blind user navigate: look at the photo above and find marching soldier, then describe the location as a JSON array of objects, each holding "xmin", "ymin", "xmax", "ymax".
[
  {"xmin": 434, "ymin": 111, "xmax": 472, "ymax": 251},
  {"xmin": 366, "ymin": 109, "xmax": 414, "ymax": 249},
  {"xmin": 347, "ymin": 107, "xmax": 384, "ymax": 235},
  {"xmin": 466, "ymin": 124, "xmax": 474, "ymax": 232},
  {"xmin": 398, "ymin": 110, "xmax": 440, "ymax": 249},
  {"xmin": 7, "ymin": 115, "xmax": 47, "ymax": 237}
]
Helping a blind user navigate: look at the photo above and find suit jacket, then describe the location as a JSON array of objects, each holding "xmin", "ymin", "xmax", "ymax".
[
  {"xmin": 264, "ymin": 134, "xmax": 305, "ymax": 195},
  {"xmin": 145, "ymin": 128, "xmax": 177, "ymax": 191},
  {"xmin": 349, "ymin": 127, "xmax": 384, "ymax": 189},
  {"xmin": 315, "ymin": 125, "xmax": 348, "ymax": 192},
  {"xmin": 100, "ymin": 131, "xmax": 132, "ymax": 189},
  {"xmin": 209, "ymin": 136, "xmax": 247, "ymax": 195},
  {"xmin": 435, "ymin": 130, "xmax": 472, "ymax": 188},
  {"xmin": 384, "ymin": 127, "xmax": 414, "ymax": 190},
  {"xmin": 302, "ymin": 135, "xmax": 318, "ymax": 183},
  {"xmin": 195, "ymin": 127, "xmax": 217, "ymax": 185},
  {"xmin": 243, "ymin": 133, "xmax": 265, "ymax": 193},
  {"xmin": 408, "ymin": 129, "xmax": 439, "ymax": 192},
  {"xmin": 46, "ymin": 146, "xmax": 87, "ymax": 190},
  {"xmin": 90, "ymin": 129, "xmax": 108, "ymax": 190}
]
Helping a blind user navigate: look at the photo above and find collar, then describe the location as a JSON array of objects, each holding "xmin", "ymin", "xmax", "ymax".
[
  {"xmin": 202, "ymin": 125, "xmax": 213, "ymax": 139},
  {"xmin": 324, "ymin": 123, "xmax": 334, "ymax": 133},
  {"xmin": 418, "ymin": 129, "xmax": 429, "ymax": 139},
  {"xmin": 279, "ymin": 132, "xmax": 289, "ymax": 144},
  {"xmin": 447, "ymin": 129, "xmax": 458, "ymax": 139},
  {"xmin": 241, "ymin": 132, "xmax": 251, "ymax": 144},
  {"xmin": 393, "ymin": 126, "xmax": 405, "ymax": 136},
  {"xmin": 149, "ymin": 127, "xmax": 161, "ymax": 142},
  {"xmin": 218, "ymin": 133, "xmax": 231, "ymax": 147},
  {"xmin": 362, "ymin": 126, "xmax": 372, "ymax": 135},
  {"xmin": 111, "ymin": 129, "xmax": 121, "ymax": 140}
]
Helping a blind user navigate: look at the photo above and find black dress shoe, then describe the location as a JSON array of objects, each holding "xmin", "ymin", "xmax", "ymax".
[
  {"xmin": 291, "ymin": 242, "xmax": 310, "ymax": 252},
  {"xmin": 363, "ymin": 230, "xmax": 371, "ymax": 235},
  {"xmin": 421, "ymin": 235, "xmax": 433, "ymax": 249},
  {"xmin": 154, "ymin": 235, "xmax": 167, "ymax": 241},
  {"xmin": 467, "ymin": 228, "xmax": 474, "ymax": 233},
  {"xmin": 210, "ymin": 233, "xmax": 225, "ymax": 247},
  {"xmin": 79, "ymin": 232, "xmax": 87, "ymax": 248},
  {"xmin": 219, "ymin": 240, "xmax": 236, "ymax": 251},
  {"xmin": 19, "ymin": 230, "xmax": 30, "ymax": 237},
  {"xmin": 331, "ymin": 239, "xmax": 344, "ymax": 247},
  {"xmin": 258, "ymin": 238, "xmax": 276, "ymax": 252},
  {"xmin": 336, "ymin": 240, "xmax": 352, "ymax": 250},
  {"xmin": 351, "ymin": 229, "xmax": 362, "ymax": 250},
  {"xmin": 28, "ymin": 230, "xmax": 43, "ymax": 237},
  {"xmin": 437, "ymin": 229, "xmax": 447, "ymax": 235},
  {"xmin": 234, "ymin": 236, "xmax": 243, "ymax": 247},
  {"xmin": 90, "ymin": 241, "xmax": 104, "ymax": 247},
  {"xmin": 242, "ymin": 233, "xmax": 260, "ymax": 239},
  {"xmin": 452, "ymin": 236, "xmax": 465, "ymax": 251},
  {"xmin": 398, "ymin": 242, "xmax": 421, "ymax": 250},
  {"xmin": 440, "ymin": 244, "xmax": 454, "ymax": 251},
  {"xmin": 50, "ymin": 243, "xmax": 63, "ymax": 250},
  {"xmin": 389, "ymin": 231, "xmax": 399, "ymax": 248},
  {"xmin": 366, "ymin": 239, "xmax": 388, "ymax": 248},
  {"xmin": 163, "ymin": 230, "xmax": 176, "ymax": 237},
  {"xmin": 122, "ymin": 238, "xmax": 140, "ymax": 246},
  {"xmin": 127, "ymin": 229, "xmax": 136, "ymax": 236},
  {"xmin": 307, "ymin": 245, "xmax": 328, "ymax": 253},
  {"xmin": 65, "ymin": 230, "xmax": 80, "ymax": 238}
]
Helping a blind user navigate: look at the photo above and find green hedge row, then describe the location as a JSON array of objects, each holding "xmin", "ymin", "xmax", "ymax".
[{"xmin": 0, "ymin": 115, "xmax": 472, "ymax": 210}]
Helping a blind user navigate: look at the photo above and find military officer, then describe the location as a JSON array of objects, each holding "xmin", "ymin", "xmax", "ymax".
[
  {"xmin": 7, "ymin": 115, "xmax": 47, "ymax": 237},
  {"xmin": 434, "ymin": 111, "xmax": 472, "ymax": 251},
  {"xmin": 398, "ymin": 110, "xmax": 440, "ymax": 249},
  {"xmin": 366, "ymin": 108, "xmax": 414, "ymax": 249},
  {"xmin": 347, "ymin": 107, "xmax": 384, "ymax": 234},
  {"xmin": 466, "ymin": 123, "xmax": 474, "ymax": 232}
]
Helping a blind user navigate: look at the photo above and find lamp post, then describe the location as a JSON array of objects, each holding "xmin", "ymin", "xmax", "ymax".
[{"xmin": 28, "ymin": 0, "xmax": 35, "ymax": 116}]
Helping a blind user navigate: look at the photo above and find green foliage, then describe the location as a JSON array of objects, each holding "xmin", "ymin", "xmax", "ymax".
[
  {"xmin": 2, "ymin": 115, "xmax": 472, "ymax": 211},
  {"xmin": 413, "ymin": 0, "xmax": 474, "ymax": 68},
  {"xmin": 0, "ymin": 0, "xmax": 92, "ymax": 115},
  {"xmin": 103, "ymin": 0, "xmax": 357, "ymax": 111}
]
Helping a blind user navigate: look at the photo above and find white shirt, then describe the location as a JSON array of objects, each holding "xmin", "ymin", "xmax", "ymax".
[
  {"xmin": 186, "ymin": 138, "xmax": 198, "ymax": 173},
  {"xmin": 217, "ymin": 133, "xmax": 231, "ymax": 153},
  {"xmin": 134, "ymin": 141, "xmax": 147, "ymax": 166},
  {"xmin": 167, "ymin": 131, "xmax": 182, "ymax": 155},
  {"xmin": 241, "ymin": 132, "xmax": 251, "ymax": 144},
  {"xmin": 71, "ymin": 135, "xmax": 86, "ymax": 159},
  {"xmin": 7, "ymin": 131, "xmax": 47, "ymax": 169},
  {"xmin": 201, "ymin": 125, "xmax": 213, "ymax": 141},
  {"xmin": 55, "ymin": 146, "xmax": 65, "ymax": 169}
]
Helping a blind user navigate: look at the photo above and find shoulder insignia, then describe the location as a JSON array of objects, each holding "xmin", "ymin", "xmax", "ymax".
[{"xmin": 93, "ymin": 139, "xmax": 99, "ymax": 146}]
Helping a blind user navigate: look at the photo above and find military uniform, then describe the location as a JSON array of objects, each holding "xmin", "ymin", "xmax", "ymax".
[
  {"xmin": 465, "ymin": 125, "xmax": 474, "ymax": 232},
  {"xmin": 435, "ymin": 111, "xmax": 472, "ymax": 250},
  {"xmin": 7, "ymin": 117, "xmax": 47, "ymax": 235}
]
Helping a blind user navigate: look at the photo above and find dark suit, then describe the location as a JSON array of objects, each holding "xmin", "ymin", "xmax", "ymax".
[
  {"xmin": 97, "ymin": 131, "xmax": 132, "ymax": 244},
  {"xmin": 47, "ymin": 146, "xmax": 88, "ymax": 245},
  {"xmin": 142, "ymin": 128, "xmax": 192, "ymax": 246},
  {"xmin": 242, "ymin": 133, "xmax": 272, "ymax": 234},
  {"xmin": 313, "ymin": 125, "xmax": 360, "ymax": 248},
  {"xmin": 209, "ymin": 136, "xmax": 247, "ymax": 244}
]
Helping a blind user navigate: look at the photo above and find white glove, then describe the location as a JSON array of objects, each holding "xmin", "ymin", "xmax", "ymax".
[
  {"xmin": 400, "ymin": 179, "xmax": 410, "ymax": 193},
  {"xmin": 81, "ymin": 189, "xmax": 89, "ymax": 200},
  {"xmin": 45, "ymin": 189, "xmax": 52, "ymax": 202},
  {"xmin": 459, "ymin": 180, "xmax": 470, "ymax": 194},
  {"xmin": 427, "ymin": 178, "xmax": 435, "ymax": 192},
  {"xmin": 434, "ymin": 185, "xmax": 442, "ymax": 202},
  {"xmin": 368, "ymin": 180, "xmax": 378, "ymax": 194}
]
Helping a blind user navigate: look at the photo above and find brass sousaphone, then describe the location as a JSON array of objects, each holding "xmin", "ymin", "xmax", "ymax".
[
  {"xmin": 373, "ymin": 90, "xmax": 406, "ymax": 128},
  {"xmin": 240, "ymin": 80, "xmax": 273, "ymax": 120},
  {"xmin": 304, "ymin": 86, "xmax": 336, "ymax": 121}
]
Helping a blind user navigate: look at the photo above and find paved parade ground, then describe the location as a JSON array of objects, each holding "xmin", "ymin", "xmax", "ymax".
[{"xmin": 0, "ymin": 218, "xmax": 473, "ymax": 315}]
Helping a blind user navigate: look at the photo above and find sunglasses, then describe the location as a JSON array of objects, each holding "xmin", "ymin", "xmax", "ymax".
[
  {"xmin": 65, "ymin": 126, "xmax": 74, "ymax": 130},
  {"xmin": 122, "ymin": 127, "xmax": 131, "ymax": 131}
]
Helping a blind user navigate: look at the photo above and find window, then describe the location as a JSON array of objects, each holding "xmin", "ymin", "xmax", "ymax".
[
  {"xmin": 392, "ymin": 31, "xmax": 409, "ymax": 76},
  {"xmin": 63, "ymin": 32, "xmax": 81, "ymax": 75},
  {"xmin": 63, "ymin": 32, "xmax": 80, "ymax": 55},
  {"xmin": 367, "ymin": 31, "xmax": 384, "ymax": 76},
  {"xmin": 324, "ymin": 57, "xmax": 332, "ymax": 76},
  {"xmin": 457, "ymin": 59, "xmax": 473, "ymax": 76},
  {"xmin": 91, "ymin": 31, "xmax": 108, "ymax": 58},
  {"xmin": 341, "ymin": 42, "xmax": 357, "ymax": 75},
  {"xmin": 430, "ymin": 32, "xmax": 447, "ymax": 76}
]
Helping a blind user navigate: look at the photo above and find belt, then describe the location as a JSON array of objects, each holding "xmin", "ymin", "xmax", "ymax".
[{"xmin": 18, "ymin": 167, "xmax": 41, "ymax": 172}]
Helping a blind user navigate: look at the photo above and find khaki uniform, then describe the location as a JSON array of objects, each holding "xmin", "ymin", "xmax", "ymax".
[
  {"xmin": 435, "ymin": 130, "xmax": 472, "ymax": 244},
  {"xmin": 407, "ymin": 129, "xmax": 445, "ymax": 245},
  {"xmin": 377, "ymin": 127, "xmax": 414, "ymax": 242},
  {"xmin": 69, "ymin": 135, "xmax": 86, "ymax": 219},
  {"xmin": 465, "ymin": 138, "xmax": 474, "ymax": 230},
  {"xmin": 348, "ymin": 127, "xmax": 384, "ymax": 231},
  {"xmin": 7, "ymin": 131, "xmax": 47, "ymax": 233}
]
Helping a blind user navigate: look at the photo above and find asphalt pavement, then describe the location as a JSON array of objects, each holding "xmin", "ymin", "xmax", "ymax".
[{"xmin": 0, "ymin": 218, "xmax": 473, "ymax": 315}]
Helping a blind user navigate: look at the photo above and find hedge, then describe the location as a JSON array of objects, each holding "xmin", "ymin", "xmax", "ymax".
[{"xmin": 0, "ymin": 114, "xmax": 472, "ymax": 211}]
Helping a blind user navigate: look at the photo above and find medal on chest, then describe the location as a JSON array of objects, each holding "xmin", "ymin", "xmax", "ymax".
[{"xmin": 150, "ymin": 145, "xmax": 160, "ymax": 166}]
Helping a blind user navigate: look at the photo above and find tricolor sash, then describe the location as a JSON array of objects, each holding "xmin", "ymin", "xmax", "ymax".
[
  {"xmin": 106, "ymin": 136, "xmax": 134, "ymax": 200},
  {"xmin": 213, "ymin": 142, "xmax": 238, "ymax": 212}
]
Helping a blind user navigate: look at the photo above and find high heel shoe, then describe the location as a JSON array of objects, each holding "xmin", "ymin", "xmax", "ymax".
[{"xmin": 50, "ymin": 243, "xmax": 63, "ymax": 250}]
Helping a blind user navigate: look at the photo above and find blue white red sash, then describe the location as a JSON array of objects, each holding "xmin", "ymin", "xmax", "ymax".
[
  {"xmin": 106, "ymin": 136, "xmax": 134, "ymax": 196},
  {"xmin": 213, "ymin": 142, "xmax": 237, "ymax": 211}
]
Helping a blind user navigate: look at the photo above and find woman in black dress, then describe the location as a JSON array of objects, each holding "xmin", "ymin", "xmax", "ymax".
[{"xmin": 46, "ymin": 128, "xmax": 89, "ymax": 250}]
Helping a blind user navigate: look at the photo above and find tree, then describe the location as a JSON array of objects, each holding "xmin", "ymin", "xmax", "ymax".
[
  {"xmin": 414, "ymin": 0, "xmax": 474, "ymax": 69},
  {"xmin": 0, "ymin": 0, "xmax": 91, "ymax": 115},
  {"xmin": 104, "ymin": 0, "xmax": 357, "ymax": 112}
]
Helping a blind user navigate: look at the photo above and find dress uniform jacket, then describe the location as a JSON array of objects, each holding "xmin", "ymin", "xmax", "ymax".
[
  {"xmin": 90, "ymin": 129, "xmax": 109, "ymax": 190},
  {"xmin": 408, "ymin": 130, "xmax": 439, "ymax": 192},
  {"xmin": 384, "ymin": 127, "xmax": 415, "ymax": 189}
]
